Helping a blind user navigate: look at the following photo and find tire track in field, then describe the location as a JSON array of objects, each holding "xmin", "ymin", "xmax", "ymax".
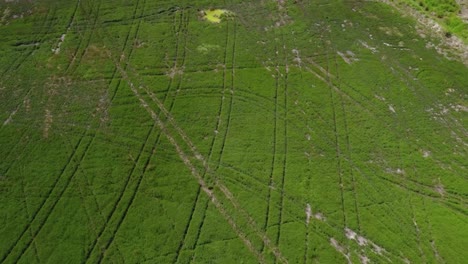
[
  {"xmin": 186, "ymin": 17, "xmax": 237, "ymax": 254},
  {"xmin": 393, "ymin": 72, "xmax": 429, "ymax": 262},
  {"xmin": 262, "ymin": 39, "xmax": 279, "ymax": 255},
  {"xmin": 421, "ymin": 197, "xmax": 446, "ymax": 263},
  {"xmin": 324, "ymin": 42, "xmax": 347, "ymax": 229},
  {"xmin": 0, "ymin": 1, "xmax": 79, "ymax": 172},
  {"xmin": 105, "ymin": 5, "xmax": 189, "ymax": 262},
  {"xmin": 174, "ymin": 12, "xmax": 224, "ymax": 264},
  {"xmin": 114, "ymin": 47, "xmax": 290, "ymax": 263},
  {"xmin": 8, "ymin": 4, "xmax": 58, "ymax": 73},
  {"xmin": 312, "ymin": 66, "xmax": 468, "ymax": 199},
  {"xmin": 90, "ymin": 121, "xmax": 155, "ymax": 264},
  {"xmin": 211, "ymin": 100, "xmax": 409, "ymax": 260},
  {"xmin": 302, "ymin": 55, "xmax": 456, "ymax": 204},
  {"xmin": 220, "ymin": 159, "xmax": 411, "ymax": 264},
  {"xmin": 82, "ymin": 0, "xmax": 150, "ymax": 262},
  {"xmin": 19, "ymin": 178, "xmax": 41, "ymax": 263},
  {"xmin": 96, "ymin": 4, "xmax": 192, "ymax": 263},
  {"xmin": 0, "ymin": 129, "xmax": 36, "ymax": 177},
  {"xmin": 7, "ymin": 1, "xmax": 142, "ymax": 262},
  {"xmin": 102, "ymin": 6, "xmax": 285, "ymax": 259},
  {"xmin": 386, "ymin": 61, "xmax": 468, "ymax": 175},
  {"xmin": 12, "ymin": 124, "xmax": 102, "ymax": 263},
  {"xmin": 369, "ymin": 46, "xmax": 467, "ymax": 156},
  {"xmin": 0, "ymin": 6, "xmax": 57, "ymax": 130},
  {"xmin": 336, "ymin": 58, "xmax": 468, "ymax": 201},
  {"xmin": 0, "ymin": 1, "xmax": 135, "ymax": 262},
  {"xmin": 113, "ymin": 58, "xmax": 267, "ymax": 264},
  {"xmin": 0, "ymin": 5, "xmax": 55, "ymax": 79},
  {"xmin": 331, "ymin": 40, "xmax": 361, "ymax": 231},
  {"xmin": 300, "ymin": 57, "xmax": 423, "ymax": 255},
  {"xmin": 332, "ymin": 48, "xmax": 466, "ymax": 178},
  {"xmin": 390, "ymin": 52, "xmax": 468, "ymax": 140},
  {"xmin": 275, "ymin": 34, "xmax": 289, "ymax": 251},
  {"xmin": 213, "ymin": 21, "xmax": 237, "ymax": 175},
  {"xmin": 4, "ymin": 62, "xmax": 115, "ymax": 261},
  {"xmin": 189, "ymin": 18, "xmax": 238, "ymax": 261},
  {"xmin": 66, "ymin": 0, "xmax": 102, "ymax": 73},
  {"xmin": 301, "ymin": 44, "xmax": 424, "ymax": 257},
  {"xmin": 62, "ymin": 132, "xmax": 105, "ymax": 239},
  {"xmin": 0, "ymin": 128, "xmax": 87, "ymax": 263}
]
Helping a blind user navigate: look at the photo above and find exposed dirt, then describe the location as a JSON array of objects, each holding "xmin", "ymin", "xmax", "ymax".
[
  {"xmin": 43, "ymin": 109, "xmax": 52, "ymax": 138},
  {"xmin": 377, "ymin": 0, "xmax": 468, "ymax": 65},
  {"xmin": 330, "ymin": 238, "xmax": 352, "ymax": 264},
  {"xmin": 305, "ymin": 203, "xmax": 312, "ymax": 225},
  {"xmin": 456, "ymin": 0, "xmax": 468, "ymax": 22}
]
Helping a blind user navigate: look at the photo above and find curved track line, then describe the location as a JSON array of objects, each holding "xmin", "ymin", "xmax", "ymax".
[
  {"xmin": 115, "ymin": 59, "xmax": 266, "ymax": 264},
  {"xmin": 83, "ymin": 0, "xmax": 149, "ymax": 262},
  {"xmin": 174, "ymin": 12, "xmax": 223, "ymax": 264},
  {"xmin": 0, "ymin": 129, "xmax": 86, "ymax": 263}
]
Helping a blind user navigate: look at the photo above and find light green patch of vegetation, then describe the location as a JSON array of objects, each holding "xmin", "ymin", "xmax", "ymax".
[
  {"xmin": 196, "ymin": 43, "xmax": 220, "ymax": 54},
  {"xmin": 202, "ymin": 9, "xmax": 233, "ymax": 23}
]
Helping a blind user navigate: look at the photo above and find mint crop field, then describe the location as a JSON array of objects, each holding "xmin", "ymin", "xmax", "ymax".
[{"xmin": 0, "ymin": 0, "xmax": 467, "ymax": 263}]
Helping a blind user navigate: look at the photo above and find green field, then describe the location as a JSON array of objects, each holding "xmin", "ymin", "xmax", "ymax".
[
  {"xmin": 0, "ymin": 0, "xmax": 467, "ymax": 263},
  {"xmin": 395, "ymin": 0, "xmax": 468, "ymax": 41}
]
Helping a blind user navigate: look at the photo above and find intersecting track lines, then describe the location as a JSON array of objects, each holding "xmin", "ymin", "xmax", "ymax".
[
  {"xmin": 0, "ymin": 4, "xmax": 57, "ymax": 79},
  {"xmin": 65, "ymin": 0, "xmax": 102, "ymax": 73},
  {"xmin": 82, "ymin": 0, "xmax": 149, "ymax": 263},
  {"xmin": 0, "ymin": 6, "xmax": 57, "ymax": 131},
  {"xmin": 190, "ymin": 18, "xmax": 239, "ymax": 263},
  {"xmin": 113, "ymin": 59, "xmax": 267, "ymax": 264},
  {"xmin": 262, "ymin": 33, "xmax": 289, "ymax": 262},
  {"xmin": 6, "ymin": 89, "xmax": 112, "ymax": 263},
  {"xmin": 96, "ymin": 4, "xmax": 192, "ymax": 264},
  {"xmin": 330, "ymin": 34, "xmax": 361, "ymax": 232},
  {"xmin": 298, "ymin": 55, "xmax": 423, "ymax": 262},
  {"xmin": 0, "ymin": 1, "xmax": 81, "ymax": 178},
  {"xmin": 173, "ymin": 11, "xmax": 227, "ymax": 264},
  {"xmin": 112, "ymin": 38, "xmax": 289, "ymax": 263},
  {"xmin": 0, "ymin": 128, "xmax": 87, "ymax": 264}
]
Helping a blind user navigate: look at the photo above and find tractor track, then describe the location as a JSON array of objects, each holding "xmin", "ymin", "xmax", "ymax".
[
  {"xmin": 113, "ymin": 42, "xmax": 290, "ymax": 263},
  {"xmin": 113, "ymin": 57, "xmax": 268, "ymax": 264},
  {"xmin": 0, "ymin": 6, "xmax": 56, "ymax": 79},
  {"xmin": 82, "ymin": 0, "xmax": 149, "ymax": 262},
  {"xmin": 174, "ymin": 12, "xmax": 226, "ymax": 264},
  {"xmin": 275, "ymin": 33, "xmax": 289, "ymax": 250},
  {"xmin": 324, "ymin": 41, "xmax": 347, "ymax": 229},
  {"xmin": 0, "ymin": 6, "xmax": 57, "ymax": 133},
  {"xmin": 287, "ymin": 52, "xmax": 466, "ymax": 235},
  {"xmin": 297, "ymin": 54, "xmax": 430, "ymax": 256},
  {"xmin": 13, "ymin": 126, "xmax": 99, "ymax": 263},
  {"xmin": 66, "ymin": 0, "xmax": 102, "ymax": 73},
  {"xmin": 301, "ymin": 53, "xmax": 468, "ymax": 214},
  {"xmin": 0, "ymin": 1, "xmax": 81, "ymax": 175},
  {"xmin": 330, "ymin": 36, "xmax": 361, "ymax": 231},
  {"xmin": 262, "ymin": 39, "xmax": 280, "ymax": 255},
  {"xmin": 0, "ymin": 128, "xmax": 87, "ymax": 263}
]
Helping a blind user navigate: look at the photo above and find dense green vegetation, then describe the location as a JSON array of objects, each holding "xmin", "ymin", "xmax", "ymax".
[{"xmin": 0, "ymin": 0, "xmax": 467, "ymax": 263}]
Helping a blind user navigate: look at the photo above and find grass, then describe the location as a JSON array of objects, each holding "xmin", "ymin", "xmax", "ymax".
[
  {"xmin": 0, "ymin": 0, "xmax": 467, "ymax": 263},
  {"xmin": 396, "ymin": 0, "xmax": 468, "ymax": 41}
]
